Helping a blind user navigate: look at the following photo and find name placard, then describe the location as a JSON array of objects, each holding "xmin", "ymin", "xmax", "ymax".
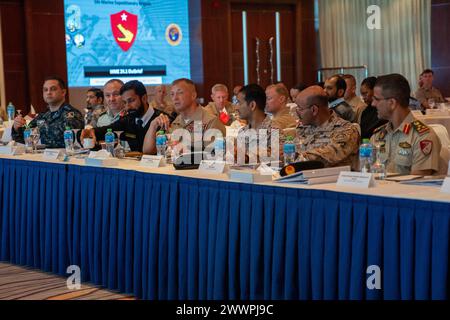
[
  {"xmin": 0, "ymin": 145, "xmax": 25, "ymax": 155},
  {"xmin": 440, "ymin": 177, "xmax": 450, "ymax": 194},
  {"xmin": 140, "ymin": 155, "xmax": 165, "ymax": 168},
  {"xmin": 337, "ymin": 171, "xmax": 376, "ymax": 188},
  {"xmin": 43, "ymin": 149, "xmax": 62, "ymax": 160},
  {"xmin": 199, "ymin": 160, "xmax": 227, "ymax": 174}
]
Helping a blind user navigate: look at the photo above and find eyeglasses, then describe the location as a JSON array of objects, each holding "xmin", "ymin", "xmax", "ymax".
[
  {"xmin": 373, "ymin": 96, "xmax": 394, "ymax": 102},
  {"xmin": 296, "ymin": 104, "xmax": 315, "ymax": 114}
]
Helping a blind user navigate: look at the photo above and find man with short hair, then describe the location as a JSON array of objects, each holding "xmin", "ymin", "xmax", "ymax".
[
  {"xmin": 12, "ymin": 76, "xmax": 84, "ymax": 148},
  {"xmin": 143, "ymin": 78, "xmax": 225, "ymax": 155},
  {"xmin": 265, "ymin": 83, "xmax": 297, "ymax": 130},
  {"xmin": 415, "ymin": 69, "xmax": 445, "ymax": 109},
  {"xmin": 96, "ymin": 79, "xmax": 125, "ymax": 127},
  {"xmin": 371, "ymin": 74, "xmax": 441, "ymax": 175},
  {"xmin": 324, "ymin": 75, "xmax": 356, "ymax": 122},
  {"xmin": 290, "ymin": 83, "xmax": 307, "ymax": 102},
  {"xmin": 295, "ymin": 85, "xmax": 360, "ymax": 168},
  {"xmin": 149, "ymin": 85, "xmax": 176, "ymax": 116},
  {"xmin": 85, "ymin": 87, "xmax": 105, "ymax": 127},
  {"xmin": 359, "ymin": 76, "xmax": 387, "ymax": 140},
  {"xmin": 83, "ymin": 80, "xmax": 172, "ymax": 152},
  {"xmin": 203, "ymin": 84, "xmax": 235, "ymax": 126},
  {"xmin": 343, "ymin": 74, "xmax": 366, "ymax": 120}
]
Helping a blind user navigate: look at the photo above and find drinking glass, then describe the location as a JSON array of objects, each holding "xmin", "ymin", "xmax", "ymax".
[
  {"xmin": 113, "ymin": 131, "xmax": 125, "ymax": 158},
  {"xmin": 72, "ymin": 128, "xmax": 82, "ymax": 152},
  {"xmin": 30, "ymin": 127, "xmax": 40, "ymax": 153}
]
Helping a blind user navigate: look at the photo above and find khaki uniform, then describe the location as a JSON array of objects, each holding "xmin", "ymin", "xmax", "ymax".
[
  {"xmin": 297, "ymin": 112, "xmax": 360, "ymax": 169},
  {"xmin": 370, "ymin": 112, "xmax": 441, "ymax": 175},
  {"xmin": 346, "ymin": 96, "xmax": 367, "ymax": 124},
  {"xmin": 203, "ymin": 102, "xmax": 235, "ymax": 126},
  {"xmin": 149, "ymin": 100, "xmax": 176, "ymax": 116},
  {"xmin": 415, "ymin": 87, "xmax": 445, "ymax": 108},
  {"xmin": 169, "ymin": 106, "xmax": 226, "ymax": 151},
  {"xmin": 271, "ymin": 106, "xmax": 297, "ymax": 130}
]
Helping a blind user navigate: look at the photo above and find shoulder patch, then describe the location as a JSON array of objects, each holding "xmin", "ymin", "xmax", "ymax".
[{"xmin": 412, "ymin": 120, "xmax": 430, "ymax": 135}]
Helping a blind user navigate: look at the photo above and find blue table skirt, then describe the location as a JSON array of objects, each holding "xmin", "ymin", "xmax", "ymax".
[{"xmin": 1, "ymin": 158, "xmax": 449, "ymax": 300}]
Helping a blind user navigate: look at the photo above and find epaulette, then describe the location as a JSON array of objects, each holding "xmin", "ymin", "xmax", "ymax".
[
  {"xmin": 373, "ymin": 123, "xmax": 387, "ymax": 134},
  {"xmin": 412, "ymin": 120, "xmax": 430, "ymax": 135}
]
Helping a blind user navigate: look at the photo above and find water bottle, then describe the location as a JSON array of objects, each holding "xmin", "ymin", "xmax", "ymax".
[
  {"xmin": 105, "ymin": 128, "xmax": 115, "ymax": 156},
  {"xmin": 359, "ymin": 138, "xmax": 373, "ymax": 173},
  {"xmin": 156, "ymin": 130, "xmax": 167, "ymax": 157},
  {"xmin": 371, "ymin": 142, "xmax": 386, "ymax": 179},
  {"xmin": 64, "ymin": 126, "xmax": 74, "ymax": 155},
  {"xmin": 214, "ymin": 138, "xmax": 225, "ymax": 161},
  {"xmin": 283, "ymin": 136, "xmax": 296, "ymax": 165},
  {"xmin": 24, "ymin": 127, "xmax": 33, "ymax": 153},
  {"xmin": 7, "ymin": 102, "xmax": 15, "ymax": 122}
]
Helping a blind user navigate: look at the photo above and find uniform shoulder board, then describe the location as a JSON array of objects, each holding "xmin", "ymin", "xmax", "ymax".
[
  {"xmin": 373, "ymin": 123, "xmax": 387, "ymax": 134},
  {"xmin": 412, "ymin": 120, "xmax": 430, "ymax": 135}
]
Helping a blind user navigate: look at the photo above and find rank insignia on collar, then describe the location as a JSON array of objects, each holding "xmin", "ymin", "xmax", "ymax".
[
  {"xmin": 66, "ymin": 111, "xmax": 74, "ymax": 119},
  {"xmin": 412, "ymin": 120, "xmax": 430, "ymax": 135},
  {"xmin": 399, "ymin": 141, "xmax": 411, "ymax": 149},
  {"xmin": 403, "ymin": 123, "xmax": 411, "ymax": 135}
]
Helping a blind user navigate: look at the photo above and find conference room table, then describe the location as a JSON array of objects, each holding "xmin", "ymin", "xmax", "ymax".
[{"xmin": 1, "ymin": 153, "xmax": 450, "ymax": 300}]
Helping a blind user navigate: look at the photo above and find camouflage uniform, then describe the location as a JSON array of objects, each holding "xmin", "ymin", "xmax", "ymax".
[
  {"xmin": 370, "ymin": 112, "xmax": 441, "ymax": 174},
  {"xmin": 237, "ymin": 116, "xmax": 283, "ymax": 164},
  {"xmin": 271, "ymin": 106, "xmax": 297, "ymax": 130},
  {"xmin": 203, "ymin": 101, "xmax": 235, "ymax": 126},
  {"xmin": 329, "ymin": 98, "xmax": 356, "ymax": 123},
  {"xmin": 297, "ymin": 112, "xmax": 360, "ymax": 169},
  {"xmin": 97, "ymin": 109, "xmax": 121, "ymax": 127},
  {"xmin": 12, "ymin": 104, "xmax": 84, "ymax": 148},
  {"xmin": 85, "ymin": 104, "xmax": 105, "ymax": 128}
]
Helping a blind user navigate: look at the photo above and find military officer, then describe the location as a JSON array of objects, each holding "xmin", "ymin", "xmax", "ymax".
[
  {"xmin": 143, "ymin": 78, "xmax": 225, "ymax": 155},
  {"xmin": 12, "ymin": 76, "xmax": 84, "ymax": 148},
  {"xmin": 370, "ymin": 74, "xmax": 440, "ymax": 175},
  {"xmin": 203, "ymin": 84, "xmax": 235, "ymax": 126},
  {"xmin": 295, "ymin": 85, "xmax": 360, "ymax": 169}
]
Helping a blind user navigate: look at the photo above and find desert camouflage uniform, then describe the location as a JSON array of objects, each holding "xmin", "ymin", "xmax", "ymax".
[{"xmin": 297, "ymin": 112, "xmax": 360, "ymax": 169}]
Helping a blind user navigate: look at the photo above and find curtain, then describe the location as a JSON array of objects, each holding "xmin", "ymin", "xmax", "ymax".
[{"xmin": 318, "ymin": 0, "xmax": 431, "ymax": 92}]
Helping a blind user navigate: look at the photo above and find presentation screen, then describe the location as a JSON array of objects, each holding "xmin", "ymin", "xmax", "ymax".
[{"xmin": 64, "ymin": 0, "xmax": 191, "ymax": 87}]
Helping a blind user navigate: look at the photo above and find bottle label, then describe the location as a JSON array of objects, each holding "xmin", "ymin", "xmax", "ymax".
[
  {"xmin": 156, "ymin": 135, "xmax": 167, "ymax": 146},
  {"xmin": 284, "ymin": 143, "xmax": 295, "ymax": 154},
  {"xmin": 24, "ymin": 130, "xmax": 31, "ymax": 139},
  {"xmin": 359, "ymin": 147, "xmax": 372, "ymax": 157},
  {"xmin": 64, "ymin": 131, "xmax": 73, "ymax": 140},
  {"xmin": 105, "ymin": 134, "xmax": 115, "ymax": 143}
]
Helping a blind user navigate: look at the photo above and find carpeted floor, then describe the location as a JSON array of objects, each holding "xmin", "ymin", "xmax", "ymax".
[{"xmin": 0, "ymin": 263, "xmax": 134, "ymax": 300}]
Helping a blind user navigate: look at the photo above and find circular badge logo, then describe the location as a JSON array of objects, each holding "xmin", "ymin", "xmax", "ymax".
[{"xmin": 165, "ymin": 24, "xmax": 182, "ymax": 46}]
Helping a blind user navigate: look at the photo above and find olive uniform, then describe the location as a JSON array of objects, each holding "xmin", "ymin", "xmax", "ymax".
[{"xmin": 370, "ymin": 112, "xmax": 441, "ymax": 174}]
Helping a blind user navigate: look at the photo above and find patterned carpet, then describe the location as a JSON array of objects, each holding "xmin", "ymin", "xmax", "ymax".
[{"xmin": 0, "ymin": 263, "xmax": 134, "ymax": 300}]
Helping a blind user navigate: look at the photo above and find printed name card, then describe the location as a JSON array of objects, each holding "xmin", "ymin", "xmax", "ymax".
[
  {"xmin": 43, "ymin": 149, "xmax": 62, "ymax": 160},
  {"xmin": 337, "ymin": 171, "xmax": 376, "ymax": 188},
  {"xmin": 440, "ymin": 177, "xmax": 450, "ymax": 194},
  {"xmin": 411, "ymin": 110, "xmax": 424, "ymax": 117},
  {"xmin": 0, "ymin": 145, "xmax": 25, "ymax": 155},
  {"xmin": 140, "ymin": 155, "xmax": 165, "ymax": 168},
  {"xmin": 199, "ymin": 160, "xmax": 227, "ymax": 174}
]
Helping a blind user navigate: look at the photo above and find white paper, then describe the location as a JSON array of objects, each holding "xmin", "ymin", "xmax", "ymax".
[
  {"xmin": 140, "ymin": 155, "xmax": 165, "ymax": 168},
  {"xmin": 440, "ymin": 177, "xmax": 450, "ymax": 194},
  {"xmin": 43, "ymin": 149, "xmax": 62, "ymax": 160},
  {"xmin": 337, "ymin": 171, "xmax": 375, "ymax": 188},
  {"xmin": 199, "ymin": 160, "xmax": 227, "ymax": 174}
]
